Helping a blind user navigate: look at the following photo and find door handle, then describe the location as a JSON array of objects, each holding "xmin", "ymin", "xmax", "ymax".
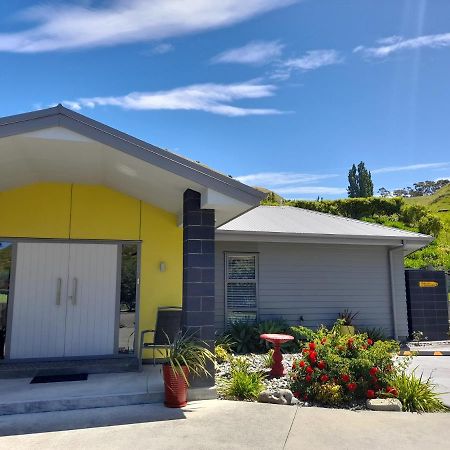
[
  {"xmin": 56, "ymin": 278, "xmax": 62, "ymax": 306},
  {"xmin": 70, "ymin": 277, "xmax": 78, "ymax": 305}
]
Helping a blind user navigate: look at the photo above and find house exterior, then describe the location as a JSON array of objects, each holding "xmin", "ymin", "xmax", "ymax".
[
  {"xmin": 215, "ymin": 206, "xmax": 432, "ymax": 340},
  {"xmin": 0, "ymin": 106, "xmax": 432, "ymax": 383},
  {"xmin": 0, "ymin": 105, "xmax": 263, "ymax": 379}
]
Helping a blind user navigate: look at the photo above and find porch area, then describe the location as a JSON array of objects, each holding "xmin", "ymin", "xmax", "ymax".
[{"xmin": 0, "ymin": 365, "xmax": 163, "ymax": 415}]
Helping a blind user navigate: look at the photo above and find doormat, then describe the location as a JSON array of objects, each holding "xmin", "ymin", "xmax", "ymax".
[{"xmin": 30, "ymin": 373, "xmax": 88, "ymax": 384}]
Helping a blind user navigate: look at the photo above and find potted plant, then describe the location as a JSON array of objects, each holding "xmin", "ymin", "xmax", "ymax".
[
  {"xmin": 337, "ymin": 310, "xmax": 358, "ymax": 335},
  {"xmin": 163, "ymin": 331, "xmax": 215, "ymax": 408}
]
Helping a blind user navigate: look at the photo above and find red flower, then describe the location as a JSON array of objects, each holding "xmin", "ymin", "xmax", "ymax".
[
  {"xmin": 306, "ymin": 366, "xmax": 314, "ymax": 374},
  {"xmin": 371, "ymin": 376, "xmax": 378, "ymax": 384},
  {"xmin": 367, "ymin": 338, "xmax": 373, "ymax": 346},
  {"xmin": 386, "ymin": 386, "xmax": 398, "ymax": 397},
  {"xmin": 341, "ymin": 374, "xmax": 350, "ymax": 383},
  {"xmin": 302, "ymin": 348, "xmax": 309, "ymax": 355},
  {"xmin": 320, "ymin": 374, "xmax": 329, "ymax": 383},
  {"xmin": 293, "ymin": 391, "xmax": 300, "ymax": 398},
  {"xmin": 362, "ymin": 345, "xmax": 367, "ymax": 350},
  {"xmin": 347, "ymin": 382, "xmax": 357, "ymax": 392},
  {"xmin": 321, "ymin": 338, "xmax": 327, "ymax": 344},
  {"xmin": 308, "ymin": 351, "xmax": 317, "ymax": 363},
  {"xmin": 369, "ymin": 367, "xmax": 378, "ymax": 377},
  {"xmin": 317, "ymin": 360, "xmax": 326, "ymax": 370},
  {"xmin": 303, "ymin": 394, "xmax": 309, "ymax": 401},
  {"xmin": 299, "ymin": 360, "xmax": 306, "ymax": 368},
  {"xmin": 366, "ymin": 389, "xmax": 376, "ymax": 399},
  {"xmin": 305, "ymin": 375, "xmax": 312, "ymax": 382},
  {"xmin": 309, "ymin": 342, "xmax": 316, "ymax": 351},
  {"xmin": 347, "ymin": 338, "xmax": 354, "ymax": 347},
  {"xmin": 292, "ymin": 362, "xmax": 296, "ymax": 369}
]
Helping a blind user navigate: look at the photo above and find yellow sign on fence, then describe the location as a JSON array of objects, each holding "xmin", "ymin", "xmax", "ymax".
[{"xmin": 418, "ymin": 281, "xmax": 439, "ymax": 288}]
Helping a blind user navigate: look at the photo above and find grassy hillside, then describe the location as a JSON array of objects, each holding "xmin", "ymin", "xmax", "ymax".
[{"xmin": 404, "ymin": 185, "xmax": 450, "ymax": 269}]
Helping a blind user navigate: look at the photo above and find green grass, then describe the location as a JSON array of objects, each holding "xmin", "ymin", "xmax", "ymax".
[{"xmin": 405, "ymin": 185, "xmax": 450, "ymax": 270}]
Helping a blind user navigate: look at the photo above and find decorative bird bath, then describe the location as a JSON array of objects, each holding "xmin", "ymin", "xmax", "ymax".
[{"xmin": 260, "ymin": 333, "xmax": 294, "ymax": 378}]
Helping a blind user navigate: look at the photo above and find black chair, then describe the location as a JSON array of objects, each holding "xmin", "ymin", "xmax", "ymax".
[{"xmin": 139, "ymin": 306, "xmax": 182, "ymax": 367}]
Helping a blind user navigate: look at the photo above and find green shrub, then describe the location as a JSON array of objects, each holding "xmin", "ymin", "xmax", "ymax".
[
  {"xmin": 359, "ymin": 327, "xmax": 387, "ymax": 342},
  {"xmin": 215, "ymin": 345, "xmax": 230, "ymax": 363},
  {"xmin": 289, "ymin": 321, "xmax": 401, "ymax": 406},
  {"xmin": 228, "ymin": 322, "xmax": 259, "ymax": 354},
  {"xmin": 388, "ymin": 370, "xmax": 448, "ymax": 413},
  {"xmin": 220, "ymin": 357, "xmax": 266, "ymax": 400},
  {"xmin": 262, "ymin": 349, "xmax": 274, "ymax": 368},
  {"xmin": 400, "ymin": 204, "xmax": 429, "ymax": 226},
  {"xmin": 418, "ymin": 214, "xmax": 443, "ymax": 237},
  {"xmin": 290, "ymin": 325, "xmax": 318, "ymax": 342}
]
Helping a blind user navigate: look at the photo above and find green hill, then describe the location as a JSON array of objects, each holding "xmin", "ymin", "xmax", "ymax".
[{"xmin": 404, "ymin": 185, "xmax": 450, "ymax": 269}]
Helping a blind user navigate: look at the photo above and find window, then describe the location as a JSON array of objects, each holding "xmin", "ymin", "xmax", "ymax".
[
  {"xmin": 225, "ymin": 253, "xmax": 258, "ymax": 326},
  {"xmin": 118, "ymin": 243, "xmax": 138, "ymax": 354}
]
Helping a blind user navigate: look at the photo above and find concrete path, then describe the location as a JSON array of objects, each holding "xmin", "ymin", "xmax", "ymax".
[{"xmin": 0, "ymin": 400, "xmax": 448, "ymax": 450}]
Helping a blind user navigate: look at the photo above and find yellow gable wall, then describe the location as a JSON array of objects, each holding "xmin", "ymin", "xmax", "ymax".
[{"xmin": 0, "ymin": 182, "xmax": 183, "ymax": 356}]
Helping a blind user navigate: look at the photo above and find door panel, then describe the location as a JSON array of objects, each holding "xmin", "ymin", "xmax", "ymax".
[
  {"xmin": 64, "ymin": 244, "xmax": 118, "ymax": 357},
  {"xmin": 9, "ymin": 242, "xmax": 69, "ymax": 359}
]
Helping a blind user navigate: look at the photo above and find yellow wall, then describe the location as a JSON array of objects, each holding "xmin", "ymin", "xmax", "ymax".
[{"xmin": 0, "ymin": 182, "xmax": 183, "ymax": 357}]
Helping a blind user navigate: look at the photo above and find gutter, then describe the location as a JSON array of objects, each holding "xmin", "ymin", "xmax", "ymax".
[{"xmin": 388, "ymin": 243, "xmax": 405, "ymax": 340}]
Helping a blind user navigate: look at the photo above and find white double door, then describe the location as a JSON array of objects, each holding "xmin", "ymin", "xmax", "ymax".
[{"xmin": 9, "ymin": 242, "xmax": 118, "ymax": 359}]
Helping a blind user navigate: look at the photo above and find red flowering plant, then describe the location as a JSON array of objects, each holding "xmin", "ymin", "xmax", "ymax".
[{"xmin": 289, "ymin": 320, "xmax": 402, "ymax": 406}]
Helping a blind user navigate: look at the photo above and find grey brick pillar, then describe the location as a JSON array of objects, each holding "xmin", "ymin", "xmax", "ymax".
[{"xmin": 182, "ymin": 189, "xmax": 215, "ymax": 387}]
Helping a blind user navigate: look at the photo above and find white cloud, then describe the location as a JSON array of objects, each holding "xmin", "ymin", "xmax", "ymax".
[
  {"xmin": 372, "ymin": 162, "xmax": 450, "ymax": 174},
  {"xmin": 235, "ymin": 172, "xmax": 338, "ymax": 186},
  {"xmin": 0, "ymin": 0, "xmax": 297, "ymax": 53},
  {"xmin": 149, "ymin": 43, "xmax": 174, "ymax": 55},
  {"xmin": 272, "ymin": 49, "xmax": 342, "ymax": 80},
  {"xmin": 62, "ymin": 81, "xmax": 284, "ymax": 117},
  {"xmin": 276, "ymin": 186, "xmax": 347, "ymax": 195},
  {"xmin": 212, "ymin": 40, "xmax": 284, "ymax": 65},
  {"xmin": 354, "ymin": 32, "xmax": 450, "ymax": 58}
]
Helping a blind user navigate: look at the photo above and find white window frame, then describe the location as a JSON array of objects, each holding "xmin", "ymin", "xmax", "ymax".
[{"xmin": 224, "ymin": 252, "xmax": 259, "ymax": 327}]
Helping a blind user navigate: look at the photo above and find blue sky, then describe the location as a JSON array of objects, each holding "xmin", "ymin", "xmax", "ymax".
[{"xmin": 1, "ymin": 0, "xmax": 449, "ymax": 199}]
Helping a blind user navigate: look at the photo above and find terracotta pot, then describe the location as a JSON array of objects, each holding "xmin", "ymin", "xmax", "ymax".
[
  {"xmin": 339, "ymin": 325, "xmax": 355, "ymax": 336},
  {"xmin": 163, "ymin": 364, "xmax": 189, "ymax": 408}
]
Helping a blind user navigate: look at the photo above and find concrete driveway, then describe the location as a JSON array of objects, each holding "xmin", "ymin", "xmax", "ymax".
[
  {"xmin": 0, "ymin": 400, "xmax": 449, "ymax": 450},
  {"xmin": 405, "ymin": 356, "xmax": 450, "ymax": 407}
]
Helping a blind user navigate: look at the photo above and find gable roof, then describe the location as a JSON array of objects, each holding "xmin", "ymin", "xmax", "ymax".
[
  {"xmin": 217, "ymin": 205, "xmax": 433, "ymax": 252},
  {"xmin": 0, "ymin": 105, "xmax": 264, "ymax": 207},
  {"xmin": 0, "ymin": 105, "xmax": 264, "ymax": 225}
]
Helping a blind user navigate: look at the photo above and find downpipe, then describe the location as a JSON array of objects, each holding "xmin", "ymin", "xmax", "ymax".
[{"xmin": 388, "ymin": 242, "xmax": 405, "ymax": 341}]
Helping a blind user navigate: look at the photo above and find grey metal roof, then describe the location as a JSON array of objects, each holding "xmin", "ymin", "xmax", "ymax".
[
  {"xmin": 0, "ymin": 105, "xmax": 265, "ymax": 206},
  {"xmin": 218, "ymin": 205, "xmax": 433, "ymax": 243}
]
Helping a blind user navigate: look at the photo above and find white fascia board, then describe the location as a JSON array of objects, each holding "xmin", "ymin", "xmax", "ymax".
[{"xmin": 216, "ymin": 230, "xmax": 433, "ymax": 248}]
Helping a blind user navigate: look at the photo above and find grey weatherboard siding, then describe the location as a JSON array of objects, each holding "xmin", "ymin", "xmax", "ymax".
[{"xmin": 215, "ymin": 241, "xmax": 408, "ymax": 339}]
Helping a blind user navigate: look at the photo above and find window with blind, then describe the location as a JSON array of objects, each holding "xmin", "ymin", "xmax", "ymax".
[{"xmin": 225, "ymin": 254, "xmax": 258, "ymax": 326}]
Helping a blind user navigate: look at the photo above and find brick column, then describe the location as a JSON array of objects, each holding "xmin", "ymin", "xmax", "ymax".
[{"xmin": 182, "ymin": 189, "xmax": 215, "ymax": 387}]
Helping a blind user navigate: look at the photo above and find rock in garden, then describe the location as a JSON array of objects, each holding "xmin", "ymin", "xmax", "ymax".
[
  {"xmin": 258, "ymin": 389, "xmax": 295, "ymax": 405},
  {"xmin": 366, "ymin": 398, "xmax": 402, "ymax": 412}
]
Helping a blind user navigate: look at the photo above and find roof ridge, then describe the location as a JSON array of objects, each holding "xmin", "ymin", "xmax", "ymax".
[{"xmin": 258, "ymin": 205, "xmax": 430, "ymax": 238}]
